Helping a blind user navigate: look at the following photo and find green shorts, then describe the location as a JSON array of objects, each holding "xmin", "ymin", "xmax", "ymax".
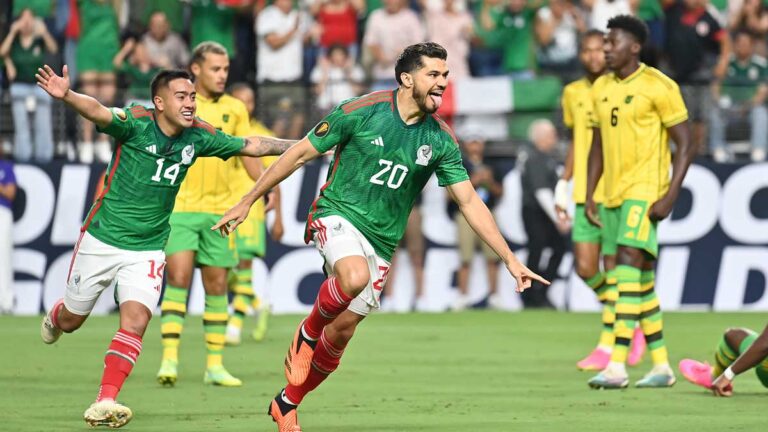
[
  {"xmin": 601, "ymin": 205, "xmax": 620, "ymax": 257},
  {"xmin": 572, "ymin": 203, "xmax": 603, "ymax": 244},
  {"xmin": 739, "ymin": 331, "xmax": 768, "ymax": 388},
  {"xmin": 615, "ymin": 199, "xmax": 659, "ymax": 258},
  {"xmin": 235, "ymin": 219, "xmax": 267, "ymax": 261},
  {"xmin": 166, "ymin": 212, "xmax": 237, "ymax": 268}
]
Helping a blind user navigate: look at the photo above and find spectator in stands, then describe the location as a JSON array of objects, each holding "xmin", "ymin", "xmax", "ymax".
[
  {"xmin": 256, "ymin": 0, "xmax": 313, "ymax": 139},
  {"xmin": 491, "ymin": 0, "xmax": 538, "ymax": 79},
  {"xmin": 582, "ymin": 0, "xmax": 633, "ymax": 32},
  {"xmin": 520, "ymin": 119, "xmax": 568, "ymax": 309},
  {"xmin": 310, "ymin": 44, "xmax": 366, "ymax": 111},
  {"xmin": 113, "ymin": 38, "xmax": 161, "ymax": 107},
  {"xmin": 138, "ymin": 0, "xmax": 185, "ymax": 34},
  {"xmin": 0, "ymin": 145, "xmax": 16, "ymax": 313},
  {"xmin": 191, "ymin": 0, "xmax": 236, "ymax": 57},
  {"xmin": 663, "ymin": 0, "xmax": 731, "ymax": 154},
  {"xmin": 311, "ymin": 0, "xmax": 365, "ymax": 58},
  {"xmin": 142, "ymin": 10, "xmax": 190, "ymax": 69},
  {"xmin": 638, "ymin": 0, "xmax": 665, "ymax": 49},
  {"xmin": 75, "ymin": 0, "xmax": 122, "ymax": 164},
  {"xmin": 451, "ymin": 137, "xmax": 504, "ymax": 311},
  {"xmin": 710, "ymin": 30, "xmax": 768, "ymax": 162},
  {"xmin": 470, "ymin": 0, "xmax": 505, "ymax": 76},
  {"xmin": 364, "ymin": 0, "xmax": 425, "ymax": 90},
  {"xmin": 0, "ymin": 8, "xmax": 57, "ymax": 163},
  {"xmin": 426, "ymin": 0, "xmax": 474, "ymax": 80},
  {"xmin": 382, "ymin": 205, "xmax": 426, "ymax": 312},
  {"xmin": 534, "ymin": 0, "xmax": 585, "ymax": 81},
  {"xmin": 729, "ymin": 0, "xmax": 768, "ymax": 35}
]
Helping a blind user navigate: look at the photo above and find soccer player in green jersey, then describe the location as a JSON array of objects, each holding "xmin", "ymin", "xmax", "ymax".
[
  {"xmin": 35, "ymin": 65, "xmax": 294, "ymax": 428},
  {"xmin": 213, "ymin": 42, "xmax": 549, "ymax": 432}
]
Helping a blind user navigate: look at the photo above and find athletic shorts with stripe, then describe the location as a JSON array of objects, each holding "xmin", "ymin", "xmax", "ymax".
[
  {"xmin": 65, "ymin": 231, "xmax": 165, "ymax": 315},
  {"xmin": 309, "ymin": 215, "xmax": 390, "ymax": 317}
]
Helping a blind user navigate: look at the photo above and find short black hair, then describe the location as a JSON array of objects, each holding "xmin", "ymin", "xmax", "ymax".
[
  {"xmin": 581, "ymin": 29, "xmax": 604, "ymax": 48},
  {"xmin": 150, "ymin": 69, "xmax": 192, "ymax": 99},
  {"xmin": 327, "ymin": 43, "xmax": 349, "ymax": 58},
  {"xmin": 733, "ymin": 28, "xmax": 755, "ymax": 42},
  {"xmin": 607, "ymin": 15, "xmax": 648, "ymax": 45},
  {"xmin": 394, "ymin": 42, "xmax": 448, "ymax": 85}
]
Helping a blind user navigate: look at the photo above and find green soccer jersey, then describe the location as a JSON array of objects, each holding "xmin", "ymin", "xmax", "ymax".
[
  {"xmin": 306, "ymin": 90, "xmax": 470, "ymax": 261},
  {"xmin": 86, "ymin": 104, "xmax": 245, "ymax": 251}
]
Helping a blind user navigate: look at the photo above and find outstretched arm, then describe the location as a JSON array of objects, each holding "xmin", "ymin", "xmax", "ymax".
[
  {"xmin": 240, "ymin": 135, "xmax": 299, "ymax": 157},
  {"xmin": 36, "ymin": 65, "xmax": 112, "ymax": 128},
  {"xmin": 446, "ymin": 180, "xmax": 549, "ymax": 292},
  {"xmin": 213, "ymin": 137, "xmax": 323, "ymax": 235},
  {"xmin": 712, "ymin": 323, "xmax": 768, "ymax": 396}
]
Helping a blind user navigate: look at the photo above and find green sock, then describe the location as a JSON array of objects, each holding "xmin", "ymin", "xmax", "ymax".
[
  {"xmin": 610, "ymin": 265, "xmax": 641, "ymax": 364},
  {"xmin": 160, "ymin": 285, "xmax": 189, "ymax": 362},
  {"xmin": 204, "ymin": 294, "xmax": 229, "ymax": 368}
]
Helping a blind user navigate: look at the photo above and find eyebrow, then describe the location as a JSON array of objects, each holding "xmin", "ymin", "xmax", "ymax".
[{"xmin": 174, "ymin": 91, "xmax": 195, "ymax": 97}]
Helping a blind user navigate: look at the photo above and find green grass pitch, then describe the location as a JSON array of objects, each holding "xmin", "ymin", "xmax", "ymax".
[{"xmin": 1, "ymin": 312, "xmax": 766, "ymax": 431}]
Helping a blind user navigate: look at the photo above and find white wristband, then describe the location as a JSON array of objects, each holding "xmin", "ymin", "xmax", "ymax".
[
  {"xmin": 723, "ymin": 366, "xmax": 736, "ymax": 381},
  {"xmin": 554, "ymin": 179, "xmax": 569, "ymax": 210}
]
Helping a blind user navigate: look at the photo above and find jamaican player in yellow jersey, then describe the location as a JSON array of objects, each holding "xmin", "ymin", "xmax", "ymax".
[
  {"xmin": 585, "ymin": 16, "xmax": 696, "ymax": 389},
  {"xmin": 225, "ymin": 83, "xmax": 285, "ymax": 346},
  {"xmin": 157, "ymin": 42, "xmax": 263, "ymax": 387},
  {"xmin": 557, "ymin": 30, "xmax": 646, "ymax": 371}
]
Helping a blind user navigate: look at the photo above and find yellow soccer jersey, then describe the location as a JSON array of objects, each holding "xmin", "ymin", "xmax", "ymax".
[
  {"xmin": 590, "ymin": 64, "xmax": 688, "ymax": 208},
  {"xmin": 230, "ymin": 120, "xmax": 278, "ymax": 225},
  {"xmin": 174, "ymin": 93, "xmax": 251, "ymax": 214},
  {"xmin": 562, "ymin": 77, "xmax": 604, "ymax": 204}
]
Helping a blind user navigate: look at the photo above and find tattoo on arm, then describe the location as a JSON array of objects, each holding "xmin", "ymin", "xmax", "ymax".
[{"xmin": 246, "ymin": 136, "xmax": 298, "ymax": 157}]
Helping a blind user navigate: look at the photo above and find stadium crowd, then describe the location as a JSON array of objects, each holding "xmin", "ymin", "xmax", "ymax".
[{"xmin": 0, "ymin": 0, "xmax": 766, "ymax": 163}]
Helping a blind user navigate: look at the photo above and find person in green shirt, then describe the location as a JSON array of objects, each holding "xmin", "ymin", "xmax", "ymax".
[
  {"xmin": 76, "ymin": 0, "xmax": 122, "ymax": 164},
  {"xmin": 36, "ymin": 65, "xmax": 295, "ymax": 429},
  {"xmin": 470, "ymin": 0, "xmax": 505, "ymax": 76},
  {"xmin": 113, "ymin": 38, "xmax": 163, "ymax": 107},
  {"xmin": 12, "ymin": 0, "xmax": 54, "ymax": 18},
  {"xmin": 710, "ymin": 30, "xmax": 768, "ymax": 163},
  {"xmin": 486, "ymin": 0, "xmax": 539, "ymax": 79},
  {"xmin": 190, "ymin": 0, "xmax": 236, "ymax": 57},
  {"xmin": 0, "ymin": 8, "xmax": 58, "ymax": 162}
]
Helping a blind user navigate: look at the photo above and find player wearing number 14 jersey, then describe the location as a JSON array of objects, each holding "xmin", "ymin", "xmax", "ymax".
[
  {"xmin": 35, "ymin": 66, "xmax": 294, "ymax": 428},
  {"xmin": 213, "ymin": 42, "xmax": 548, "ymax": 432}
]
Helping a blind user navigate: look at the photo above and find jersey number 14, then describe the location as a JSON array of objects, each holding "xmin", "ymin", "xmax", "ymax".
[
  {"xmin": 370, "ymin": 159, "xmax": 409, "ymax": 190},
  {"xmin": 151, "ymin": 158, "xmax": 181, "ymax": 185}
]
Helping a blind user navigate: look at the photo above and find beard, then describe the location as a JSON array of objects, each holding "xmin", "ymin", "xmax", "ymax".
[{"xmin": 412, "ymin": 85, "xmax": 437, "ymax": 114}]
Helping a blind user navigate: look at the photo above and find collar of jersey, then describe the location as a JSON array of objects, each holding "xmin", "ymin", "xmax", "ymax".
[
  {"xmin": 195, "ymin": 92, "xmax": 221, "ymax": 104},
  {"xmin": 392, "ymin": 88, "xmax": 427, "ymax": 129},
  {"xmin": 613, "ymin": 63, "xmax": 646, "ymax": 84}
]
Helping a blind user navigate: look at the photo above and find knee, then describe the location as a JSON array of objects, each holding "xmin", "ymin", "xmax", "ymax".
[
  {"xmin": 617, "ymin": 247, "xmax": 644, "ymax": 268},
  {"xmin": 724, "ymin": 328, "xmax": 748, "ymax": 350},
  {"xmin": 336, "ymin": 268, "xmax": 370, "ymax": 296},
  {"xmin": 120, "ymin": 309, "xmax": 151, "ymax": 337},
  {"xmin": 325, "ymin": 319, "xmax": 358, "ymax": 345},
  {"xmin": 167, "ymin": 270, "xmax": 191, "ymax": 289},
  {"xmin": 575, "ymin": 262, "xmax": 597, "ymax": 281}
]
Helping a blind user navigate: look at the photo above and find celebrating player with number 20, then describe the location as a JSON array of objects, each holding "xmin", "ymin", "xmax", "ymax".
[
  {"xmin": 35, "ymin": 64, "xmax": 295, "ymax": 428},
  {"xmin": 212, "ymin": 42, "xmax": 549, "ymax": 432}
]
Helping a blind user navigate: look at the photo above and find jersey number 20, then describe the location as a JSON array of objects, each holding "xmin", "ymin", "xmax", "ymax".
[
  {"xmin": 151, "ymin": 158, "xmax": 181, "ymax": 185},
  {"xmin": 370, "ymin": 159, "xmax": 408, "ymax": 190}
]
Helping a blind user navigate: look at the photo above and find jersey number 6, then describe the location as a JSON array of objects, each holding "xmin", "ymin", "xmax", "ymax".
[
  {"xmin": 610, "ymin": 107, "xmax": 618, "ymax": 127},
  {"xmin": 370, "ymin": 159, "xmax": 409, "ymax": 190}
]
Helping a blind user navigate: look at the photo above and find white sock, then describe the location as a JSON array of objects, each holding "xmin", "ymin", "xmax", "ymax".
[
  {"xmin": 301, "ymin": 325, "xmax": 317, "ymax": 342},
  {"xmin": 607, "ymin": 361, "xmax": 627, "ymax": 376},
  {"xmin": 281, "ymin": 390, "xmax": 297, "ymax": 406}
]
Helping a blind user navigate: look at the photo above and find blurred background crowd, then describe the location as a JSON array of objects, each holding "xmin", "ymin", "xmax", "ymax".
[{"xmin": 0, "ymin": 0, "xmax": 765, "ymax": 311}]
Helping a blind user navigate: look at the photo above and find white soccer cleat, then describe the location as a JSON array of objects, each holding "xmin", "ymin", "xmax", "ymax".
[
  {"xmin": 40, "ymin": 311, "xmax": 62, "ymax": 344},
  {"xmin": 83, "ymin": 400, "xmax": 133, "ymax": 428},
  {"xmin": 225, "ymin": 324, "xmax": 242, "ymax": 346}
]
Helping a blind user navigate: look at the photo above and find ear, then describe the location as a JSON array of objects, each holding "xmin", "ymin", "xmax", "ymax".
[
  {"xmin": 153, "ymin": 95, "xmax": 163, "ymax": 112},
  {"xmin": 400, "ymin": 72, "xmax": 413, "ymax": 88},
  {"xmin": 631, "ymin": 41, "xmax": 642, "ymax": 56},
  {"xmin": 190, "ymin": 62, "xmax": 201, "ymax": 77}
]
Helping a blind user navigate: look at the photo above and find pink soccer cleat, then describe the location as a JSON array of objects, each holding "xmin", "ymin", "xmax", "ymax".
[
  {"xmin": 678, "ymin": 359, "xmax": 713, "ymax": 389},
  {"xmin": 628, "ymin": 327, "xmax": 646, "ymax": 366},
  {"xmin": 577, "ymin": 348, "xmax": 611, "ymax": 371}
]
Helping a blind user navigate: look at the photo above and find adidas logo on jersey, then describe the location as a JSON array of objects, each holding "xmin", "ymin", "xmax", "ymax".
[
  {"xmin": 371, "ymin": 137, "xmax": 384, "ymax": 147},
  {"xmin": 145, "ymin": 145, "xmax": 157, "ymax": 154}
]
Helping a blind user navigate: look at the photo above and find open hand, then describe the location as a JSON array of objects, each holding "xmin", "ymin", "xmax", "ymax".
[
  {"xmin": 36, "ymin": 64, "xmax": 70, "ymax": 99},
  {"xmin": 585, "ymin": 198, "xmax": 602, "ymax": 228}
]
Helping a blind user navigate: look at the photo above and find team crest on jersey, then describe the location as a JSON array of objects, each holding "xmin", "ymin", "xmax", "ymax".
[
  {"xmin": 223, "ymin": 114, "xmax": 230, "ymax": 123},
  {"xmin": 625, "ymin": 95, "xmax": 634, "ymax": 104},
  {"xmin": 181, "ymin": 144, "xmax": 195, "ymax": 165},
  {"xmin": 416, "ymin": 145, "xmax": 433, "ymax": 166},
  {"xmin": 314, "ymin": 121, "xmax": 330, "ymax": 137}
]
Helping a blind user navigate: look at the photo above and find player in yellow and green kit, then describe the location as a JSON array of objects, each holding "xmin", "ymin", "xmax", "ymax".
[
  {"xmin": 213, "ymin": 42, "xmax": 548, "ymax": 432},
  {"xmin": 585, "ymin": 16, "xmax": 696, "ymax": 389},
  {"xmin": 225, "ymin": 83, "xmax": 285, "ymax": 346},
  {"xmin": 36, "ymin": 66, "xmax": 294, "ymax": 427},
  {"xmin": 157, "ymin": 42, "xmax": 262, "ymax": 387},
  {"xmin": 556, "ymin": 30, "xmax": 645, "ymax": 371}
]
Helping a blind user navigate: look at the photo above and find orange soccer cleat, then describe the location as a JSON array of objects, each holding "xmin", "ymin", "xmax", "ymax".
[
  {"xmin": 269, "ymin": 390, "xmax": 302, "ymax": 432},
  {"xmin": 284, "ymin": 320, "xmax": 317, "ymax": 386}
]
